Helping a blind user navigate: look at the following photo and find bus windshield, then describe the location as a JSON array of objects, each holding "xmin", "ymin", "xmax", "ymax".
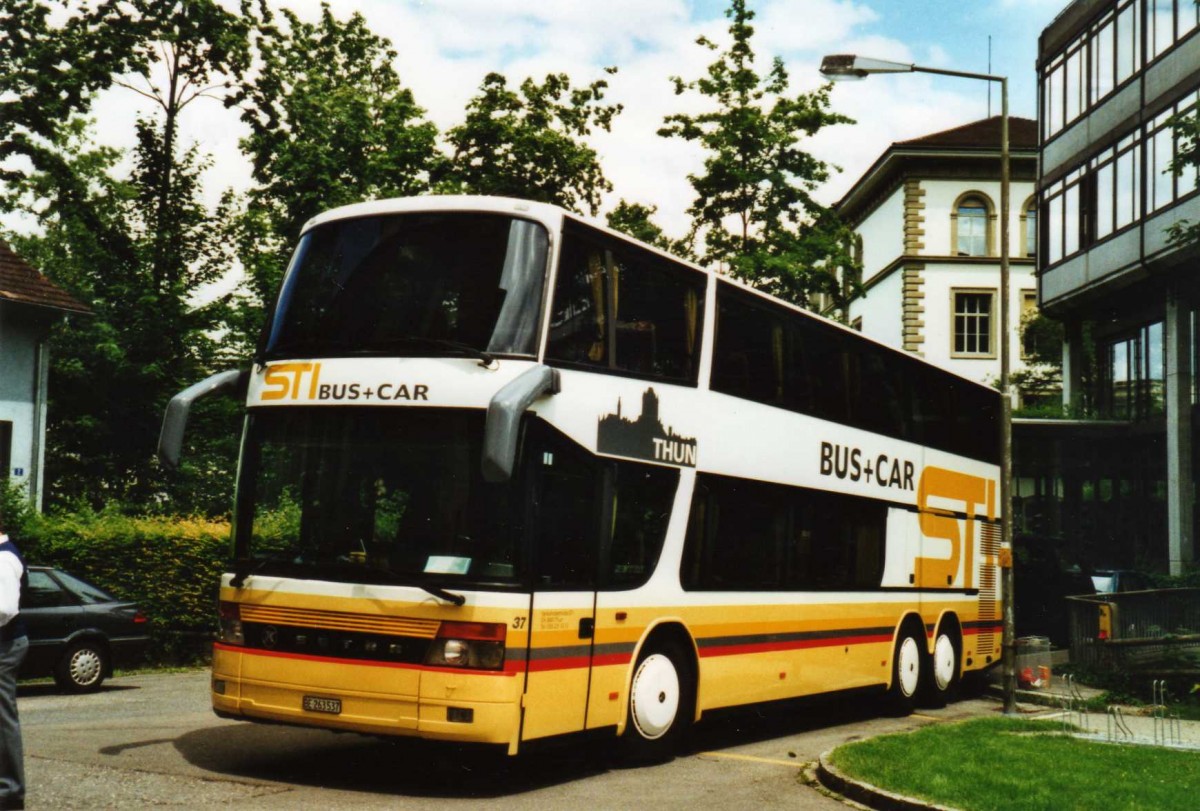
[
  {"xmin": 236, "ymin": 408, "xmax": 524, "ymax": 587},
  {"xmin": 264, "ymin": 213, "xmax": 549, "ymax": 360}
]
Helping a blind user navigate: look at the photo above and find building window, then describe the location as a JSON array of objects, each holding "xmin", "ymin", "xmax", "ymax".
[
  {"xmin": 1102, "ymin": 322, "xmax": 1164, "ymax": 420},
  {"xmin": 1021, "ymin": 291, "xmax": 1039, "ymax": 359},
  {"xmin": 1021, "ymin": 197, "xmax": 1037, "ymax": 258},
  {"xmin": 952, "ymin": 193, "xmax": 993, "ymax": 257},
  {"xmin": 953, "ymin": 290, "xmax": 995, "ymax": 357}
]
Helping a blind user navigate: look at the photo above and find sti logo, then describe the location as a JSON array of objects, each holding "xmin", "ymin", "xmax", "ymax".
[
  {"xmin": 915, "ymin": 466, "xmax": 996, "ymax": 590},
  {"xmin": 260, "ymin": 363, "xmax": 322, "ymax": 401}
]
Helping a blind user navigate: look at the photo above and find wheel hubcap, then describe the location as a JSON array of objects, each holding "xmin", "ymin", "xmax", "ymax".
[
  {"xmin": 71, "ymin": 648, "xmax": 102, "ymax": 687},
  {"xmin": 933, "ymin": 634, "xmax": 957, "ymax": 691},
  {"xmin": 897, "ymin": 637, "xmax": 920, "ymax": 698},
  {"xmin": 630, "ymin": 653, "xmax": 680, "ymax": 740}
]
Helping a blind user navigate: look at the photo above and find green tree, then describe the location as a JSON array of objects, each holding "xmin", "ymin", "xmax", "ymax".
[
  {"xmin": 1167, "ymin": 107, "xmax": 1200, "ymax": 247},
  {"xmin": 659, "ymin": 0, "xmax": 858, "ymax": 309},
  {"xmin": 0, "ymin": 0, "xmax": 145, "ymax": 197},
  {"xmin": 441, "ymin": 70, "xmax": 622, "ymax": 215},
  {"xmin": 606, "ymin": 199, "xmax": 693, "ymax": 259},
  {"xmin": 229, "ymin": 2, "xmax": 441, "ymax": 332},
  {"xmin": 3, "ymin": 1, "xmax": 258, "ymax": 513},
  {"xmin": 5, "ymin": 118, "xmax": 239, "ymax": 513}
]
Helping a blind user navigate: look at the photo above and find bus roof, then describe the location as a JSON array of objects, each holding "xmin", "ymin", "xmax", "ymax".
[{"xmin": 300, "ymin": 194, "xmax": 1000, "ymax": 398}]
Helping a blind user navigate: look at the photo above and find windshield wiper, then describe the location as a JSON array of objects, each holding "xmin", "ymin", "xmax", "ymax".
[
  {"xmin": 351, "ymin": 336, "xmax": 497, "ymax": 368},
  {"xmin": 356, "ymin": 562, "xmax": 467, "ymax": 606}
]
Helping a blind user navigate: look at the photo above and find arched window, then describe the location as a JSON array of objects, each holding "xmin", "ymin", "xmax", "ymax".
[
  {"xmin": 955, "ymin": 195, "xmax": 990, "ymax": 257},
  {"xmin": 1022, "ymin": 197, "xmax": 1038, "ymax": 258}
]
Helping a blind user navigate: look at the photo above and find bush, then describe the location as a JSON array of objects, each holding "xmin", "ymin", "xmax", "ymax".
[{"xmin": 18, "ymin": 505, "xmax": 231, "ymax": 665}]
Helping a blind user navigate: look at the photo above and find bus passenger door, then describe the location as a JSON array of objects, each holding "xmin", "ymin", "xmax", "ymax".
[{"xmin": 520, "ymin": 429, "xmax": 600, "ymax": 743}]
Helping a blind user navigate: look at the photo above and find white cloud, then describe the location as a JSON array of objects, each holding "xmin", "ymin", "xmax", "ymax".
[{"xmin": 7, "ymin": 0, "xmax": 1004, "ymax": 251}]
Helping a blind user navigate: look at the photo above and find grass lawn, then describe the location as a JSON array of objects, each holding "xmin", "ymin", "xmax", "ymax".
[{"xmin": 830, "ymin": 716, "xmax": 1200, "ymax": 811}]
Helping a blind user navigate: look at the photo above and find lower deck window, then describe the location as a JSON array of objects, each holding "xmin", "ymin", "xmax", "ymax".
[{"xmin": 681, "ymin": 473, "xmax": 886, "ymax": 591}]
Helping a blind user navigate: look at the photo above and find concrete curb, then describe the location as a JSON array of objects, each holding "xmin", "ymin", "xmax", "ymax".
[{"xmin": 815, "ymin": 750, "xmax": 957, "ymax": 811}]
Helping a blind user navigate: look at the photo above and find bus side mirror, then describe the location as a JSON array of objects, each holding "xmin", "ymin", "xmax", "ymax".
[
  {"xmin": 482, "ymin": 365, "xmax": 560, "ymax": 483},
  {"xmin": 158, "ymin": 369, "xmax": 250, "ymax": 470}
]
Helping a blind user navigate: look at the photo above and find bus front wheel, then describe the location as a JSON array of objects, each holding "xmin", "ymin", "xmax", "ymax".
[
  {"xmin": 620, "ymin": 639, "xmax": 694, "ymax": 763},
  {"xmin": 886, "ymin": 628, "xmax": 922, "ymax": 716}
]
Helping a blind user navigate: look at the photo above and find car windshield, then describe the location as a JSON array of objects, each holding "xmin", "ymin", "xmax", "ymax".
[
  {"xmin": 236, "ymin": 408, "xmax": 524, "ymax": 587},
  {"xmin": 263, "ymin": 212, "xmax": 549, "ymax": 360}
]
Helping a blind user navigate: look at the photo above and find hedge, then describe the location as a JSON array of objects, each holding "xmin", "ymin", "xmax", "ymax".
[{"xmin": 16, "ymin": 506, "xmax": 231, "ymax": 664}]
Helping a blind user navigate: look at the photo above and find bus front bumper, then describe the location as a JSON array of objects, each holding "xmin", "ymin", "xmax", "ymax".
[{"xmin": 212, "ymin": 645, "xmax": 524, "ymax": 752}]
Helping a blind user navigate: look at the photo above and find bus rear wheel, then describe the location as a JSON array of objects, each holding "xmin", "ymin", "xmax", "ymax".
[
  {"xmin": 921, "ymin": 629, "xmax": 961, "ymax": 708},
  {"xmin": 620, "ymin": 639, "xmax": 694, "ymax": 763},
  {"xmin": 886, "ymin": 628, "xmax": 922, "ymax": 716}
]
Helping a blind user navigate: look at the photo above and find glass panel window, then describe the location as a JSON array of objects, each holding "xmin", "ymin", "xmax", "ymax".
[
  {"xmin": 607, "ymin": 461, "xmax": 677, "ymax": 589},
  {"xmin": 1116, "ymin": 149, "xmax": 1136, "ymax": 228},
  {"xmin": 1025, "ymin": 205, "xmax": 1038, "ymax": 257},
  {"xmin": 1153, "ymin": 126, "xmax": 1175, "ymax": 211},
  {"xmin": 1092, "ymin": 18, "xmax": 1115, "ymax": 103},
  {"xmin": 237, "ymin": 409, "xmax": 525, "ymax": 587},
  {"xmin": 954, "ymin": 291, "xmax": 994, "ymax": 356},
  {"xmin": 1102, "ymin": 322, "xmax": 1165, "ymax": 420},
  {"xmin": 1179, "ymin": 0, "xmax": 1199, "ymax": 37},
  {"xmin": 1096, "ymin": 160, "xmax": 1115, "ymax": 238},
  {"xmin": 1021, "ymin": 292, "xmax": 1039, "ymax": 359},
  {"xmin": 681, "ymin": 474, "xmax": 886, "ymax": 592},
  {"xmin": 52, "ymin": 571, "xmax": 116, "ymax": 604},
  {"xmin": 23, "ymin": 571, "xmax": 71, "ymax": 609},
  {"xmin": 264, "ymin": 213, "xmax": 549, "ymax": 360},
  {"xmin": 1065, "ymin": 48, "xmax": 1083, "ymax": 123},
  {"xmin": 956, "ymin": 197, "xmax": 989, "ymax": 256},
  {"xmin": 1046, "ymin": 62, "xmax": 1063, "ymax": 136},
  {"xmin": 1116, "ymin": 3, "xmax": 1138, "ymax": 85},
  {"xmin": 1064, "ymin": 184, "xmax": 1080, "ymax": 255},
  {"xmin": 547, "ymin": 222, "xmax": 706, "ymax": 384},
  {"xmin": 1151, "ymin": 0, "xmax": 1175, "ymax": 59},
  {"xmin": 1048, "ymin": 193, "xmax": 1064, "ymax": 263}
]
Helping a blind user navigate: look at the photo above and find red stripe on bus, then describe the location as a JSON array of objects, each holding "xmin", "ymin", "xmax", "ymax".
[
  {"xmin": 213, "ymin": 643, "xmax": 518, "ymax": 676},
  {"xmin": 699, "ymin": 633, "xmax": 893, "ymax": 658}
]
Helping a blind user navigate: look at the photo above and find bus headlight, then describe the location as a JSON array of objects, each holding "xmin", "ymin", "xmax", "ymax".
[
  {"xmin": 425, "ymin": 621, "xmax": 506, "ymax": 670},
  {"xmin": 218, "ymin": 601, "xmax": 244, "ymax": 646}
]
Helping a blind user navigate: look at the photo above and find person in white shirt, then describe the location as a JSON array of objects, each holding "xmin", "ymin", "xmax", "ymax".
[{"xmin": 0, "ymin": 526, "xmax": 27, "ymax": 811}]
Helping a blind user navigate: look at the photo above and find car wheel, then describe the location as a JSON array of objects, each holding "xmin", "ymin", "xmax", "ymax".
[
  {"xmin": 921, "ymin": 628, "xmax": 961, "ymax": 708},
  {"xmin": 55, "ymin": 640, "xmax": 107, "ymax": 693},
  {"xmin": 886, "ymin": 626, "xmax": 922, "ymax": 716},
  {"xmin": 619, "ymin": 638, "xmax": 695, "ymax": 763}
]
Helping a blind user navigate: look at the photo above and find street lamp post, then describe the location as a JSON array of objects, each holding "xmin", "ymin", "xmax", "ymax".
[{"xmin": 820, "ymin": 55, "xmax": 1016, "ymax": 714}]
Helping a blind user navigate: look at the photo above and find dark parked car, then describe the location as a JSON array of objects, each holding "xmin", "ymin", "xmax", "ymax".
[{"xmin": 19, "ymin": 567, "xmax": 150, "ymax": 692}]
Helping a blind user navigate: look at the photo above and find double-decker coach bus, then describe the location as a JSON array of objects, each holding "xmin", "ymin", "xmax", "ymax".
[{"xmin": 160, "ymin": 195, "xmax": 1003, "ymax": 760}]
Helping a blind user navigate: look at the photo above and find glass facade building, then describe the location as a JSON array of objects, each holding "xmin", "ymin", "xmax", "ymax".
[{"xmin": 1038, "ymin": 0, "xmax": 1200, "ymax": 573}]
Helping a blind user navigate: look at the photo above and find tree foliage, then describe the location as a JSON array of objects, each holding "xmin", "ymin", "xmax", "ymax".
[
  {"xmin": 0, "ymin": 0, "xmax": 145, "ymax": 194},
  {"xmin": 231, "ymin": 1, "xmax": 440, "ymax": 315},
  {"xmin": 659, "ymin": 0, "xmax": 858, "ymax": 309},
  {"xmin": 2, "ymin": 1, "xmax": 258, "ymax": 513},
  {"xmin": 1167, "ymin": 108, "xmax": 1200, "ymax": 248},
  {"xmin": 442, "ymin": 70, "xmax": 622, "ymax": 215},
  {"xmin": 606, "ymin": 199, "xmax": 692, "ymax": 258}
]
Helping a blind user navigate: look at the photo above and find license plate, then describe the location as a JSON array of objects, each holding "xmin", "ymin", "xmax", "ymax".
[{"xmin": 302, "ymin": 695, "xmax": 342, "ymax": 714}]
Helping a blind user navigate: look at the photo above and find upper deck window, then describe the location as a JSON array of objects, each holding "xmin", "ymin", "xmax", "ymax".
[
  {"xmin": 263, "ymin": 213, "xmax": 549, "ymax": 360},
  {"xmin": 546, "ymin": 221, "xmax": 706, "ymax": 385}
]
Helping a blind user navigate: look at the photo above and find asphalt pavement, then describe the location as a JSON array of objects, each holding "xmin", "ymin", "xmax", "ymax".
[{"xmin": 17, "ymin": 670, "xmax": 1006, "ymax": 810}]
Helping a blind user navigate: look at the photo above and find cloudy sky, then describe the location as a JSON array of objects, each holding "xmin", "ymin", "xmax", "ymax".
[{"xmin": 77, "ymin": 0, "xmax": 1066, "ymax": 239}]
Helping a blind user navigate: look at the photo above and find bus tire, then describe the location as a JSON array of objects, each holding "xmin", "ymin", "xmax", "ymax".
[
  {"xmin": 885, "ymin": 626, "xmax": 922, "ymax": 716},
  {"xmin": 921, "ymin": 627, "xmax": 961, "ymax": 708},
  {"xmin": 619, "ymin": 638, "xmax": 694, "ymax": 764}
]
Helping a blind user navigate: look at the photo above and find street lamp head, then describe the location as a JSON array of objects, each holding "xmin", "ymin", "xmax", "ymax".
[{"xmin": 819, "ymin": 54, "xmax": 915, "ymax": 81}]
